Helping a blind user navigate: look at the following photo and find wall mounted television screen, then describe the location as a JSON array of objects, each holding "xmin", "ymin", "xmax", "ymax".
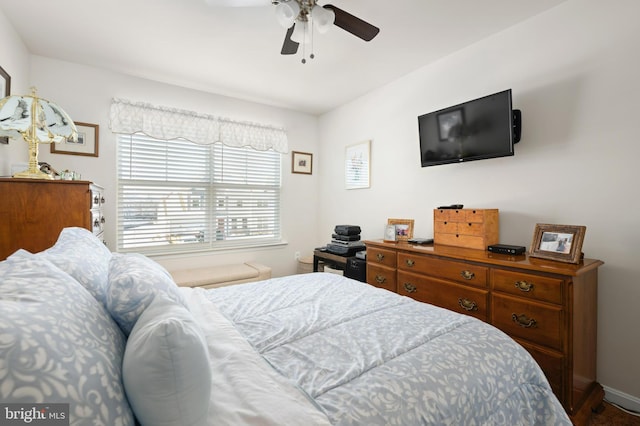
[{"xmin": 418, "ymin": 89, "xmax": 517, "ymax": 167}]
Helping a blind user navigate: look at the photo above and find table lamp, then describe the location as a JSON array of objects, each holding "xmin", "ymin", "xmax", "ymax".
[{"xmin": 0, "ymin": 87, "xmax": 77, "ymax": 179}]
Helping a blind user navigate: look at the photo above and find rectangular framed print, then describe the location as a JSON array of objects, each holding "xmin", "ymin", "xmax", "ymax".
[
  {"xmin": 345, "ymin": 140, "xmax": 370, "ymax": 189},
  {"xmin": 51, "ymin": 122, "xmax": 99, "ymax": 157},
  {"xmin": 292, "ymin": 151, "xmax": 312, "ymax": 174}
]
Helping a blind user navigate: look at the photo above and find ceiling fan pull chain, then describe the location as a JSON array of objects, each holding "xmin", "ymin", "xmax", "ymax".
[{"xmin": 309, "ymin": 18, "xmax": 315, "ymax": 60}]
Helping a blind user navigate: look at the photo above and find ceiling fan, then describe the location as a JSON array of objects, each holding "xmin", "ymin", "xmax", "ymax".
[{"xmin": 205, "ymin": 0, "xmax": 380, "ymax": 63}]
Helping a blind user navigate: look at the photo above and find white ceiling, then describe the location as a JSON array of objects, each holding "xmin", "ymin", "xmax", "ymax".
[{"xmin": 0, "ymin": 0, "xmax": 566, "ymax": 115}]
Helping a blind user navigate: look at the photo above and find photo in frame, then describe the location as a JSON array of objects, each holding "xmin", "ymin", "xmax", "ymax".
[
  {"xmin": 0, "ymin": 65, "xmax": 10, "ymax": 144},
  {"xmin": 345, "ymin": 140, "xmax": 370, "ymax": 189},
  {"xmin": 387, "ymin": 218, "xmax": 414, "ymax": 241},
  {"xmin": 529, "ymin": 223, "xmax": 586, "ymax": 264},
  {"xmin": 383, "ymin": 224, "xmax": 397, "ymax": 243},
  {"xmin": 51, "ymin": 122, "xmax": 99, "ymax": 157},
  {"xmin": 291, "ymin": 151, "xmax": 312, "ymax": 174}
]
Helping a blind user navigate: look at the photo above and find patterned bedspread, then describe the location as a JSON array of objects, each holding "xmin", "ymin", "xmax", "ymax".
[{"xmin": 202, "ymin": 272, "xmax": 571, "ymax": 425}]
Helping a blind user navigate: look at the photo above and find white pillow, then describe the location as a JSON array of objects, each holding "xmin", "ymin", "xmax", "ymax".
[{"xmin": 123, "ymin": 295, "xmax": 211, "ymax": 426}]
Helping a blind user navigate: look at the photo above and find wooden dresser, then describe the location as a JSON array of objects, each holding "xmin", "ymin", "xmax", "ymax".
[
  {"xmin": 0, "ymin": 178, "xmax": 105, "ymax": 260},
  {"xmin": 365, "ymin": 240, "xmax": 603, "ymax": 425}
]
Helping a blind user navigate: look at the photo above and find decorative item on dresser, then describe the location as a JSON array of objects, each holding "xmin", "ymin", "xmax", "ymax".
[
  {"xmin": 0, "ymin": 178, "xmax": 105, "ymax": 260},
  {"xmin": 364, "ymin": 240, "xmax": 604, "ymax": 426},
  {"xmin": 0, "ymin": 88, "xmax": 78, "ymax": 179},
  {"xmin": 433, "ymin": 207, "xmax": 499, "ymax": 250}
]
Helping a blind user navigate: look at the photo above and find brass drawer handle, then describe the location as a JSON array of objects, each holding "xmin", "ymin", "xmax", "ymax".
[
  {"xmin": 375, "ymin": 275, "xmax": 387, "ymax": 284},
  {"xmin": 511, "ymin": 313, "xmax": 537, "ymax": 328},
  {"xmin": 405, "ymin": 259, "xmax": 415, "ymax": 267},
  {"xmin": 376, "ymin": 253, "xmax": 385, "ymax": 262},
  {"xmin": 515, "ymin": 280, "xmax": 534, "ymax": 292},
  {"xmin": 460, "ymin": 270, "xmax": 475, "ymax": 280},
  {"xmin": 403, "ymin": 282, "xmax": 417, "ymax": 293},
  {"xmin": 458, "ymin": 298, "xmax": 478, "ymax": 311}
]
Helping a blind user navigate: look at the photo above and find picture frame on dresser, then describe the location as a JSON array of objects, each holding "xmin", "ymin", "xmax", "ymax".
[
  {"xmin": 529, "ymin": 223, "xmax": 586, "ymax": 264},
  {"xmin": 387, "ymin": 218, "xmax": 414, "ymax": 241},
  {"xmin": 51, "ymin": 122, "xmax": 99, "ymax": 157},
  {"xmin": 0, "ymin": 65, "xmax": 11, "ymax": 145}
]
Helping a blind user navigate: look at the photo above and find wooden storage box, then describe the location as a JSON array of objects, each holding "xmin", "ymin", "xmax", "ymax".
[{"xmin": 433, "ymin": 208, "xmax": 499, "ymax": 250}]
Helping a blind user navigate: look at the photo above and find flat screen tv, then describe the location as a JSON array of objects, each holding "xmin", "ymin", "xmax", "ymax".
[{"xmin": 418, "ymin": 89, "xmax": 520, "ymax": 167}]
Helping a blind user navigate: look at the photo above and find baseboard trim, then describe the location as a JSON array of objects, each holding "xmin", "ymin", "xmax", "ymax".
[{"xmin": 604, "ymin": 385, "xmax": 640, "ymax": 413}]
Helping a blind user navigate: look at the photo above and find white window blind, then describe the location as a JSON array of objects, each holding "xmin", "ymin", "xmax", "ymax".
[{"xmin": 117, "ymin": 134, "xmax": 281, "ymax": 254}]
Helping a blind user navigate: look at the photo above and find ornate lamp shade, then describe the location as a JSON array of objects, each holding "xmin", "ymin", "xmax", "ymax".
[{"xmin": 0, "ymin": 88, "xmax": 77, "ymax": 179}]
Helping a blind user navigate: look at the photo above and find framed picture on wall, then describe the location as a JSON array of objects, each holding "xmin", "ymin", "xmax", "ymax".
[
  {"xmin": 51, "ymin": 122, "xmax": 99, "ymax": 157},
  {"xmin": 345, "ymin": 140, "xmax": 370, "ymax": 189},
  {"xmin": 291, "ymin": 151, "xmax": 312, "ymax": 174},
  {"xmin": 0, "ymin": 65, "xmax": 10, "ymax": 144}
]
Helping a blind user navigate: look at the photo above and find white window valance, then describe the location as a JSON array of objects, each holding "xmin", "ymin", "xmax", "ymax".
[{"xmin": 109, "ymin": 98, "xmax": 289, "ymax": 153}]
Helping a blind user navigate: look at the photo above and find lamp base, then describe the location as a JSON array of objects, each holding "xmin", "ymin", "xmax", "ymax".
[{"xmin": 13, "ymin": 169, "xmax": 54, "ymax": 180}]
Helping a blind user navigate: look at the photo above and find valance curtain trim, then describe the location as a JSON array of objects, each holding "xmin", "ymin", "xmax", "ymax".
[{"xmin": 109, "ymin": 98, "xmax": 289, "ymax": 153}]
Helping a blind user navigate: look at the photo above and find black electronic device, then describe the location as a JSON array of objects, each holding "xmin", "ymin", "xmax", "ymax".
[
  {"xmin": 437, "ymin": 204, "xmax": 464, "ymax": 210},
  {"xmin": 418, "ymin": 89, "xmax": 521, "ymax": 167},
  {"xmin": 487, "ymin": 244, "xmax": 526, "ymax": 255},
  {"xmin": 408, "ymin": 238, "xmax": 434, "ymax": 245},
  {"xmin": 331, "ymin": 233, "xmax": 361, "ymax": 242},
  {"xmin": 326, "ymin": 243, "xmax": 366, "ymax": 256},
  {"xmin": 334, "ymin": 225, "xmax": 361, "ymax": 236},
  {"xmin": 344, "ymin": 257, "xmax": 367, "ymax": 283}
]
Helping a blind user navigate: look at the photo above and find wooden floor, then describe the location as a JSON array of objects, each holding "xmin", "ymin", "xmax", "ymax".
[{"xmin": 590, "ymin": 402, "xmax": 640, "ymax": 425}]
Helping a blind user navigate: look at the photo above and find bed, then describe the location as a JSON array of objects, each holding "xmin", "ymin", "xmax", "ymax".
[{"xmin": 0, "ymin": 227, "xmax": 571, "ymax": 426}]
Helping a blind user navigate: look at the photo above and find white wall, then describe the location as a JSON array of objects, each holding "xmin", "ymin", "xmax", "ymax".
[
  {"xmin": 0, "ymin": 25, "xmax": 322, "ymax": 277},
  {"xmin": 317, "ymin": 0, "xmax": 640, "ymax": 407}
]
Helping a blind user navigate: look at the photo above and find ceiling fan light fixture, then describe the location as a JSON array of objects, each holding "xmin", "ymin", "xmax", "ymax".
[
  {"xmin": 275, "ymin": 1, "xmax": 300, "ymax": 28},
  {"xmin": 290, "ymin": 20, "xmax": 310, "ymax": 44},
  {"xmin": 311, "ymin": 5, "xmax": 334, "ymax": 34}
]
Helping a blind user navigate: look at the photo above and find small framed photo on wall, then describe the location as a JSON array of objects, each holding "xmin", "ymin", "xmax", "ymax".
[
  {"xmin": 0, "ymin": 65, "xmax": 11, "ymax": 144},
  {"xmin": 292, "ymin": 151, "xmax": 312, "ymax": 174},
  {"xmin": 51, "ymin": 122, "xmax": 99, "ymax": 157}
]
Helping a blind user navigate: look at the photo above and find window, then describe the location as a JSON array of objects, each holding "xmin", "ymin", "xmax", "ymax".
[{"xmin": 117, "ymin": 134, "xmax": 281, "ymax": 254}]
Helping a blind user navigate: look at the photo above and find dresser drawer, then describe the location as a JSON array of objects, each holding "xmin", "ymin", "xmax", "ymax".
[
  {"xmin": 366, "ymin": 263, "xmax": 397, "ymax": 293},
  {"xmin": 492, "ymin": 269, "xmax": 564, "ymax": 305},
  {"xmin": 367, "ymin": 247, "xmax": 397, "ymax": 268},
  {"xmin": 398, "ymin": 252, "xmax": 488, "ymax": 287},
  {"xmin": 434, "ymin": 233, "xmax": 487, "ymax": 250},
  {"xmin": 434, "ymin": 208, "xmax": 465, "ymax": 222},
  {"xmin": 492, "ymin": 293, "xmax": 563, "ymax": 350},
  {"xmin": 91, "ymin": 211, "xmax": 105, "ymax": 235},
  {"xmin": 90, "ymin": 186, "xmax": 105, "ymax": 209},
  {"xmin": 398, "ymin": 271, "xmax": 488, "ymax": 321}
]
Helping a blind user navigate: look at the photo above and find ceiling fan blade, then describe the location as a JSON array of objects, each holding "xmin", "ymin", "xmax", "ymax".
[
  {"xmin": 323, "ymin": 4, "xmax": 380, "ymax": 42},
  {"xmin": 281, "ymin": 25, "xmax": 299, "ymax": 55}
]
